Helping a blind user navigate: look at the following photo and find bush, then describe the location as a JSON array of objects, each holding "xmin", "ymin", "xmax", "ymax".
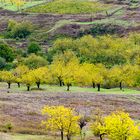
[
  {"xmin": 4, "ymin": 62, "xmax": 15, "ymax": 70},
  {"xmin": 79, "ymin": 24, "xmax": 124, "ymax": 37},
  {"xmin": 6, "ymin": 20, "xmax": 33, "ymax": 39},
  {"xmin": 27, "ymin": 42, "xmax": 41, "ymax": 54},
  {"xmin": 0, "ymin": 57, "xmax": 6, "ymax": 69},
  {"xmin": 23, "ymin": 54, "xmax": 48, "ymax": 69},
  {"xmin": 0, "ymin": 41, "xmax": 15, "ymax": 62},
  {"xmin": 0, "ymin": 123, "xmax": 13, "ymax": 132},
  {"xmin": 4, "ymin": 123, "xmax": 13, "ymax": 132}
]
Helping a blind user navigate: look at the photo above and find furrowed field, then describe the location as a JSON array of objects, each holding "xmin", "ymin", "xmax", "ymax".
[
  {"xmin": 0, "ymin": 83, "xmax": 140, "ymax": 140},
  {"xmin": 0, "ymin": 0, "xmax": 140, "ymax": 140}
]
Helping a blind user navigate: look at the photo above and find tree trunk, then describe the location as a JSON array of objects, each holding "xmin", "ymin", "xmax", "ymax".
[
  {"xmin": 61, "ymin": 131, "xmax": 64, "ymax": 140},
  {"xmin": 120, "ymin": 82, "xmax": 122, "ymax": 90},
  {"xmin": 36, "ymin": 82, "xmax": 40, "ymax": 89},
  {"xmin": 67, "ymin": 135, "xmax": 71, "ymax": 140},
  {"xmin": 99, "ymin": 134, "xmax": 103, "ymax": 140},
  {"xmin": 67, "ymin": 84, "xmax": 70, "ymax": 91},
  {"xmin": 8, "ymin": 83, "xmax": 11, "ymax": 89},
  {"xmin": 92, "ymin": 82, "xmax": 95, "ymax": 88},
  {"xmin": 60, "ymin": 80, "xmax": 62, "ymax": 87},
  {"xmin": 97, "ymin": 84, "xmax": 100, "ymax": 92},
  {"xmin": 17, "ymin": 82, "xmax": 20, "ymax": 88},
  {"xmin": 58, "ymin": 77, "xmax": 62, "ymax": 87},
  {"xmin": 27, "ymin": 85, "xmax": 30, "ymax": 91},
  {"xmin": 62, "ymin": 82, "xmax": 65, "ymax": 86}
]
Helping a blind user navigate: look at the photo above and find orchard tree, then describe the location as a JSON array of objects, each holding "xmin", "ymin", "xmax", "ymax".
[
  {"xmin": 0, "ymin": 71, "xmax": 15, "ymax": 89},
  {"xmin": 105, "ymin": 111, "xmax": 139, "ymax": 140},
  {"xmin": 116, "ymin": 64, "xmax": 138, "ymax": 90},
  {"xmin": 50, "ymin": 58, "xmax": 65, "ymax": 86},
  {"xmin": 86, "ymin": 63, "xmax": 98, "ymax": 88},
  {"xmin": 63, "ymin": 57, "xmax": 79, "ymax": 91},
  {"xmin": 42, "ymin": 106, "xmax": 80, "ymax": 140},
  {"xmin": 22, "ymin": 71, "xmax": 34, "ymax": 91},
  {"xmin": 75, "ymin": 63, "xmax": 94, "ymax": 87},
  {"xmin": 30, "ymin": 67, "xmax": 49, "ymax": 89},
  {"xmin": 50, "ymin": 51, "xmax": 78, "ymax": 87},
  {"xmin": 94, "ymin": 64, "xmax": 106, "ymax": 91},
  {"xmin": 13, "ymin": 65, "xmax": 29, "ymax": 87},
  {"xmin": 108, "ymin": 65, "xmax": 127, "ymax": 90},
  {"xmin": 108, "ymin": 66, "xmax": 122, "ymax": 89},
  {"xmin": 122, "ymin": 65, "xmax": 139, "ymax": 88},
  {"xmin": 90, "ymin": 109, "xmax": 106, "ymax": 140}
]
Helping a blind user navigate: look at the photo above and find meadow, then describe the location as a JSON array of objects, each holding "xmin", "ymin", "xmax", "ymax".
[
  {"xmin": 0, "ymin": 0, "xmax": 140, "ymax": 140},
  {"xmin": 0, "ymin": 0, "xmax": 45, "ymax": 11},
  {"xmin": 0, "ymin": 82, "xmax": 140, "ymax": 140},
  {"xmin": 25, "ymin": 0, "xmax": 111, "ymax": 14}
]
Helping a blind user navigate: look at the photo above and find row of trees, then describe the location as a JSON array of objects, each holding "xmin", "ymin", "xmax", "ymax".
[
  {"xmin": 1, "ymin": 26, "xmax": 140, "ymax": 70},
  {"xmin": 0, "ymin": 56, "xmax": 140, "ymax": 91},
  {"xmin": 41, "ymin": 106, "xmax": 140, "ymax": 140},
  {"xmin": 48, "ymin": 34, "xmax": 140, "ymax": 67}
]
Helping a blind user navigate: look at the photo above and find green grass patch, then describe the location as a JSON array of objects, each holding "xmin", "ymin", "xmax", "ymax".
[
  {"xmin": 0, "ymin": 1, "xmax": 44, "ymax": 11},
  {"xmin": 1, "ymin": 132, "xmax": 93, "ymax": 140},
  {"xmin": 75, "ymin": 18, "xmax": 138, "ymax": 27},
  {"xmin": 1, "ymin": 83, "xmax": 139, "ymax": 94},
  {"xmin": 25, "ymin": 0, "xmax": 111, "ymax": 14},
  {"xmin": 11, "ymin": 134, "xmax": 49, "ymax": 140}
]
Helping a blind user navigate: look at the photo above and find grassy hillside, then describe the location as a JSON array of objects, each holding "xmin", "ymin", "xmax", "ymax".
[
  {"xmin": 0, "ymin": 0, "xmax": 45, "ymax": 11},
  {"xmin": 25, "ymin": 0, "xmax": 111, "ymax": 14}
]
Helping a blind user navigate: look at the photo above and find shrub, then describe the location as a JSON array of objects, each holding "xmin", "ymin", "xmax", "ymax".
[
  {"xmin": 23, "ymin": 54, "xmax": 48, "ymax": 69},
  {"xmin": 0, "ymin": 123, "xmax": 13, "ymax": 132},
  {"xmin": 0, "ymin": 41, "xmax": 15, "ymax": 62},
  {"xmin": 79, "ymin": 24, "xmax": 124, "ymax": 37},
  {"xmin": 4, "ymin": 123, "xmax": 13, "ymax": 132},
  {"xmin": 27, "ymin": 42, "xmax": 41, "ymax": 54},
  {"xmin": 6, "ymin": 20, "xmax": 33, "ymax": 39},
  {"xmin": 0, "ymin": 57, "xmax": 6, "ymax": 69}
]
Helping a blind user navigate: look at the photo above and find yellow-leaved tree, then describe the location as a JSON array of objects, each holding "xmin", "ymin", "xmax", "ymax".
[
  {"xmin": 42, "ymin": 106, "xmax": 80, "ymax": 140},
  {"xmin": 104, "ymin": 111, "xmax": 139, "ymax": 140},
  {"xmin": 75, "ymin": 63, "xmax": 94, "ymax": 87},
  {"xmin": 0, "ymin": 71, "xmax": 15, "ymax": 89},
  {"xmin": 91, "ymin": 110, "xmax": 140, "ymax": 140},
  {"xmin": 50, "ymin": 58, "xmax": 65, "ymax": 86},
  {"xmin": 93, "ymin": 64, "xmax": 105, "ymax": 91},
  {"xmin": 90, "ymin": 109, "xmax": 107, "ymax": 140},
  {"xmin": 30, "ymin": 67, "xmax": 49, "ymax": 89},
  {"xmin": 13, "ymin": 65, "xmax": 29, "ymax": 88},
  {"xmin": 63, "ymin": 57, "xmax": 79, "ymax": 91},
  {"xmin": 22, "ymin": 71, "xmax": 35, "ymax": 91}
]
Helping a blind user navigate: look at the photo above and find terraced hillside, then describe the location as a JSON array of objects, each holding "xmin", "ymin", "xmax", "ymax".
[{"xmin": 0, "ymin": 0, "xmax": 140, "ymax": 48}]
